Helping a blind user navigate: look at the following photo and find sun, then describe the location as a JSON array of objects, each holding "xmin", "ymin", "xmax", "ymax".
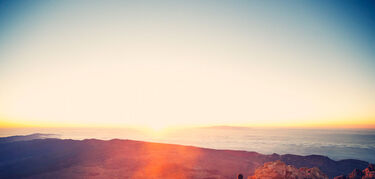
[
  {"xmin": 149, "ymin": 123, "xmax": 166, "ymax": 131},
  {"xmin": 143, "ymin": 123, "xmax": 171, "ymax": 137}
]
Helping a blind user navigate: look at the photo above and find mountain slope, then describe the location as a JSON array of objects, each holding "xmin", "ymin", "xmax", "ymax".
[{"xmin": 0, "ymin": 137, "xmax": 369, "ymax": 178}]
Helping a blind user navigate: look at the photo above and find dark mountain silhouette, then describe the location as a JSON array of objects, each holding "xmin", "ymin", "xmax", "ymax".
[
  {"xmin": 0, "ymin": 134, "xmax": 369, "ymax": 179},
  {"xmin": 0, "ymin": 133, "xmax": 59, "ymax": 143}
]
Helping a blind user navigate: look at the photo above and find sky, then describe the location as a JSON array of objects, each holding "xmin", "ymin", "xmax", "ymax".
[{"xmin": 0, "ymin": 0, "xmax": 374, "ymax": 129}]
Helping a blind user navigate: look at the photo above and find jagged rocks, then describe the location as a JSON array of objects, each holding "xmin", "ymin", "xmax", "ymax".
[
  {"xmin": 334, "ymin": 164, "xmax": 375, "ymax": 179},
  {"xmin": 248, "ymin": 160, "xmax": 328, "ymax": 179}
]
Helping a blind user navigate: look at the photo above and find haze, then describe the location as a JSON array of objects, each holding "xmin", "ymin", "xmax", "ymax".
[{"xmin": 0, "ymin": 1, "xmax": 374, "ymax": 129}]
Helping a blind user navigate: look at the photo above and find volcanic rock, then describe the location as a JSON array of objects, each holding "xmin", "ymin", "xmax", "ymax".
[
  {"xmin": 249, "ymin": 160, "xmax": 328, "ymax": 179},
  {"xmin": 334, "ymin": 163, "xmax": 375, "ymax": 179}
]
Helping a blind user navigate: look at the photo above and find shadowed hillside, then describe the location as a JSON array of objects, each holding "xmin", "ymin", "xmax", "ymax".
[{"xmin": 0, "ymin": 136, "xmax": 369, "ymax": 179}]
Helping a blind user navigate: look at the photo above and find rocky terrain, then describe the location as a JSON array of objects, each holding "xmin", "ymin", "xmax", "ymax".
[
  {"xmin": 334, "ymin": 164, "xmax": 375, "ymax": 179},
  {"xmin": 248, "ymin": 160, "xmax": 328, "ymax": 179},
  {"xmin": 0, "ymin": 134, "xmax": 370, "ymax": 178}
]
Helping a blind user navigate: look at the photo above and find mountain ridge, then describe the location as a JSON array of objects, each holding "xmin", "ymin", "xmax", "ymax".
[{"xmin": 0, "ymin": 134, "xmax": 370, "ymax": 178}]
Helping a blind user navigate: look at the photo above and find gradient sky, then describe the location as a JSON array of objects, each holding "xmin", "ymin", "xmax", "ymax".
[{"xmin": 0, "ymin": 0, "xmax": 374, "ymax": 129}]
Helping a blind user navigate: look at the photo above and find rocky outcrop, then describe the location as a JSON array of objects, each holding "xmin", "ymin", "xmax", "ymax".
[
  {"xmin": 249, "ymin": 160, "xmax": 329, "ymax": 179},
  {"xmin": 334, "ymin": 164, "xmax": 375, "ymax": 179}
]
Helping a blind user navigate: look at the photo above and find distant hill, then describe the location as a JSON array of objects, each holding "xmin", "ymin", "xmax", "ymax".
[
  {"xmin": 0, "ymin": 135, "xmax": 369, "ymax": 179},
  {"xmin": 0, "ymin": 133, "xmax": 59, "ymax": 143}
]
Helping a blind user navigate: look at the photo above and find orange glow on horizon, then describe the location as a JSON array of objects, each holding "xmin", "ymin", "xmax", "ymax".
[{"xmin": 1, "ymin": 117, "xmax": 375, "ymax": 129}]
